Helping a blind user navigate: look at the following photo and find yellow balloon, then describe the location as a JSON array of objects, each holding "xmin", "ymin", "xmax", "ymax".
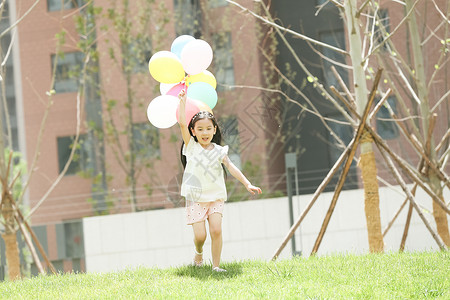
[
  {"xmin": 148, "ymin": 51, "xmax": 185, "ymax": 84},
  {"xmin": 185, "ymin": 70, "xmax": 217, "ymax": 89}
]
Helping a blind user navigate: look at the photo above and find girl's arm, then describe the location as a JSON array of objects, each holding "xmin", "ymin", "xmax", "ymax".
[
  {"xmin": 178, "ymin": 90, "xmax": 191, "ymax": 146},
  {"xmin": 222, "ymin": 155, "xmax": 262, "ymax": 195}
]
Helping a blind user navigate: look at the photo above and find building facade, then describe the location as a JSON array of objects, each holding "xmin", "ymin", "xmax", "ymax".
[
  {"xmin": 2, "ymin": 0, "xmax": 277, "ymax": 275},
  {"xmin": 1, "ymin": 0, "xmax": 448, "ymax": 276}
]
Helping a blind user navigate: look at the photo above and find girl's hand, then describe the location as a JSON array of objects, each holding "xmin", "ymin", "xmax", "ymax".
[
  {"xmin": 178, "ymin": 90, "xmax": 186, "ymax": 102},
  {"xmin": 246, "ymin": 184, "xmax": 262, "ymax": 195}
]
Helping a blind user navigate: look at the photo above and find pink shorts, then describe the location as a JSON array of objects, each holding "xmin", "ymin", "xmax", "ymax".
[{"xmin": 186, "ymin": 200, "xmax": 224, "ymax": 225}]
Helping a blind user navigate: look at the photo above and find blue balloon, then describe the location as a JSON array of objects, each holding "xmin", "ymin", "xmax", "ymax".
[
  {"xmin": 187, "ymin": 82, "xmax": 218, "ymax": 109},
  {"xmin": 171, "ymin": 35, "xmax": 195, "ymax": 59}
]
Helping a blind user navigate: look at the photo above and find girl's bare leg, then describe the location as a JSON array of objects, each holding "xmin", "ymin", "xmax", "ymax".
[
  {"xmin": 208, "ymin": 213, "xmax": 223, "ymax": 268},
  {"xmin": 192, "ymin": 221, "xmax": 207, "ymax": 263}
]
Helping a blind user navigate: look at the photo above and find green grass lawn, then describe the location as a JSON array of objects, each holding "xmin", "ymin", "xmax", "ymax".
[{"xmin": 0, "ymin": 251, "xmax": 448, "ymax": 299}]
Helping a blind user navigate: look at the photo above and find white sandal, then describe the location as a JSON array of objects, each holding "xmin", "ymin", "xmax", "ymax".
[
  {"xmin": 212, "ymin": 266, "xmax": 227, "ymax": 272},
  {"xmin": 194, "ymin": 249, "xmax": 203, "ymax": 267}
]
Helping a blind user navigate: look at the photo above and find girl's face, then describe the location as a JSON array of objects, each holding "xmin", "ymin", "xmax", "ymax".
[{"xmin": 191, "ymin": 118, "xmax": 216, "ymax": 147}]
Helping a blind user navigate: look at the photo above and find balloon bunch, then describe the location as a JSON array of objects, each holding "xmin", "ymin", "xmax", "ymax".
[{"xmin": 147, "ymin": 35, "xmax": 218, "ymax": 129}]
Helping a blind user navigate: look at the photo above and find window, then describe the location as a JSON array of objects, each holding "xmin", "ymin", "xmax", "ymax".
[
  {"xmin": 173, "ymin": 0, "xmax": 202, "ymax": 38},
  {"xmin": 57, "ymin": 134, "xmax": 92, "ymax": 175},
  {"xmin": 209, "ymin": 0, "xmax": 227, "ymax": 8},
  {"xmin": 48, "ymin": 0, "xmax": 83, "ymax": 12},
  {"xmin": 213, "ymin": 32, "xmax": 235, "ymax": 91},
  {"xmin": 123, "ymin": 37, "xmax": 152, "ymax": 74},
  {"xmin": 376, "ymin": 96, "xmax": 399, "ymax": 140},
  {"xmin": 64, "ymin": 221, "xmax": 84, "ymax": 258},
  {"xmin": 319, "ymin": 30, "xmax": 348, "ymax": 89},
  {"xmin": 132, "ymin": 123, "xmax": 160, "ymax": 160},
  {"xmin": 221, "ymin": 116, "xmax": 241, "ymax": 169},
  {"xmin": 52, "ymin": 52, "xmax": 84, "ymax": 93},
  {"xmin": 55, "ymin": 221, "xmax": 84, "ymax": 260}
]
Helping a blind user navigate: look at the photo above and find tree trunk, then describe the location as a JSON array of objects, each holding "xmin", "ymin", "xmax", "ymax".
[
  {"xmin": 344, "ymin": 0, "xmax": 384, "ymax": 252},
  {"xmin": 429, "ymin": 175, "xmax": 450, "ymax": 246},
  {"xmin": 1, "ymin": 193, "xmax": 21, "ymax": 280},
  {"xmin": 405, "ymin": 0, "xmax": 450, "ymax": 244},
  {"xmin": 360, "ymin": 133, "xmax": 384, "ymax": 252},
  {"xmin": 2, "ymin": 233, "xmax": 21, "ymax": 280}
]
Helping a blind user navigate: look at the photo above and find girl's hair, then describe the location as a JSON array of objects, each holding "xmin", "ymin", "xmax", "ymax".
[{"xmin": 180, "ymin": 111, "xmax": 224, "ymax": 171}]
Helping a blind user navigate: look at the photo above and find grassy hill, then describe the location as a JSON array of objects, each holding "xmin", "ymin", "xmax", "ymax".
[{"xmin": 0, "ymin": 251, "xmax": 448, "ymax": 299}]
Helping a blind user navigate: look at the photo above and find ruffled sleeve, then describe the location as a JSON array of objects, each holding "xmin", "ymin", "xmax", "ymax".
[
  {"xmin": 218, "ymin": 145, "xmax": 229, "ymax": 163},
  {"xmin": 182, "ymin": 136, "xmax": 196, "ymax": 156}
]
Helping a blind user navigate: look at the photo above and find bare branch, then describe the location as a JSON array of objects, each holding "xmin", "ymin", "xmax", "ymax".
[
  {"xmin": 365, "ymin": 0, "xmax": 421, "ymax": 59},
  {"xmin": 1, "ymin": 29, "xmax": 15, "ymax": 67},
  {"xmin": 427, "ymin": 56, "xmax": 450, "ymax": 92},
  {"xmin": 440, "ymin": 145, "xmax": 450, "ymax": 166},
  {"xmin": 17, "ymin": 45, "xmax": 63, "ymax": 204},
  {"xmin": 26, "ymin": 52, "xmax": 88, "ymax": 218},
  {"xmin": 432, "ymin": 0, "xmax": 450, "ymax": 25},
  {"xmin": 368, "ymin": 89, "xmax": 391, "ymax": 122},
  {"xmin": 375, "ymin": 54, "xmax": 422, "ymax": 140},
  {"xmin": 431, "ymin": 85, "xmax": 450, "ymax": 113},
  {"xmin": 0, "ymin": 0, "xmax": 41, "ymax": 39},
  {"xmin": 436, "ymin": 129, "xmax": 450, "ymax": 154},
  {"xmin": 258, "ymin": 49, "xmax": 351, "ymax": 149},
  {"xmin": 226, "ymin": 0, "xmax": 348, "ymax": 55},
  {"xmin": 356, "ymin": 0, "xmax": 371, "ymax": 18},
  {"xmin": 422, "ymin": 19, "xmax": 446, "ymax": 46},
  {"xmin": 226, "ymin": 83, "xmax": 350, "ymax": 126},
  {"xmin": 330, "ymin": 66, "xmax": 356, "ymax": 108},
  {"xmin": 257, "ymin": 1, "xmax": 355, "ymax": 126}
]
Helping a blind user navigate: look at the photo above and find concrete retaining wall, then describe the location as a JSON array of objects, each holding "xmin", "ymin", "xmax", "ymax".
[{"xmin": 83, "ymin": 185, "xmax": 448, "ymax": 272}]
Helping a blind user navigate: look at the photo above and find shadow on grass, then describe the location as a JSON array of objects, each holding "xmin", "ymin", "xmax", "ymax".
[{"xmin": 174, "ymin": 262, "xmax": 243, "ymax": 280}]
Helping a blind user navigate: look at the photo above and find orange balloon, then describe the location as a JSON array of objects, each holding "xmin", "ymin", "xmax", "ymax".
[{"xmin": 196, "ymin": 100, "xmax": 213, "ymax": 115}]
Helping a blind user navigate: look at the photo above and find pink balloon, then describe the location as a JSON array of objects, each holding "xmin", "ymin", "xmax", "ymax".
[
  {"xmin": 180, "ymin": 39, "xmax": 213, "ymax": 75},
  {"xmin": 176, "ymin": 98, "xmax": 202, "ymax": 125},
  {"xmin": 166, "ymin": 83, "xmax": 187, "ymax": 97}
]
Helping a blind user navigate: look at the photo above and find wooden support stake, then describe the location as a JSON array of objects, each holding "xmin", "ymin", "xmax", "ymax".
[
  {"xmin": 14, "ymin": 205, "xmax": 58, "ymax": 275},
  {"xmin": 410, "ymin": 134, "xmax": 450, "ymax": 190},
  {"xmin": 375, "ymin": 141, "xmax": 447, "ymax": 250},
  {"xmin": 373, "ymin": 133, "xmax": 450, "ymax": 215},
  {"xmin": 382, "ymin": 198, "xmax": 408, "ymax": 237},
  {"xmin": 14, "ymin": 214, "xmax": 45, "ymax": 275},
  {"xmin": 436, "ymin": 128, "xmax": 450, "ymax": 154},
  {"xmin": 271, "ymin": 137, "xmax": 352, "ymax": 260},
  {"xmin": 399, "ymin": 202, "xmax": 413, "ymax": 252},
  {"xmin": 383, "ymin": 156, "xmax": 424, "ymax": 237},
  {"xmin": 425, "ymin": 113, "xmax": 437, "ymax": 157},
  {"xmin": 310, "ymin": 69, "xmax": 382, "ymax": 255},
  {"xmin": 333, "ymin": 77, "xmax": 450, "ymax": 216}
]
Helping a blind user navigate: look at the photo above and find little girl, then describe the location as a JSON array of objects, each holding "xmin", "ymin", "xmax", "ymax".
[{"xmin": 178, "ymin": 90, "xmax": 262, "ymax": 272}]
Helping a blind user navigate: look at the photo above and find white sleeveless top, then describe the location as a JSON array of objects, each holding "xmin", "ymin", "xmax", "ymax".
[{"xmin": 181, "ymin": 136, "xmax": 228, "ymax": 202}]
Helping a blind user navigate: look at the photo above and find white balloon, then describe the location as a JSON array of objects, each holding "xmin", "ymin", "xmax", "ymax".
[
  {"xmin": 147, "ymin": 95, "xmax": 179, "ymax": 129},
  {"xmin": 180, "ymin": 39, "xmax": 213, "ymax": 75},
  {"xmin": 160, "ymin": 82, "xmax": 177, "ymax": 95}
]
